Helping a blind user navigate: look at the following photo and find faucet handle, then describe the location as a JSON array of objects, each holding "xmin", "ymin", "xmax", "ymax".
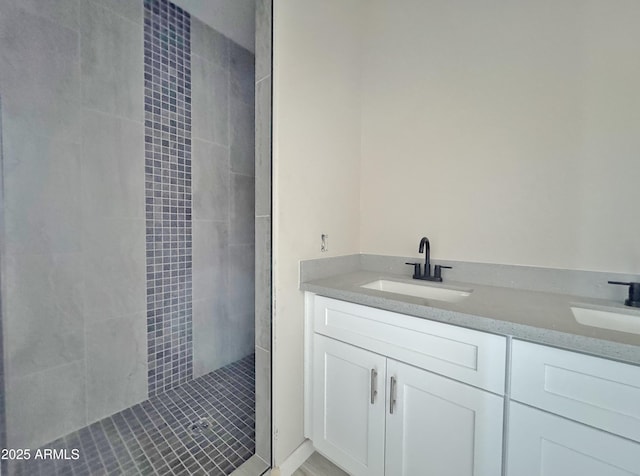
[
  {"xmin": 405, "ymin": 262, "xmax": 422, "ymax": 279},
  {"xmin": 433, "ymin": 265, "xmax": 452, "ymax": 280}
]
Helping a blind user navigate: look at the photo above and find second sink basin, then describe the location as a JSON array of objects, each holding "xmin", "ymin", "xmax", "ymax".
[
  {"xmin": 571, "ymin": 305, "xmax": 640, "ymax": 335},
  {"xmin": 361, "ymin": 279, "xmax": 472, "ymax": 303}
]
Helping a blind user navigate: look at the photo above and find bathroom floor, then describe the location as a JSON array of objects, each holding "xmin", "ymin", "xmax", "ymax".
[{"xmin": 11, "ymin": 354, "xmax": 255, "ymax": 476}]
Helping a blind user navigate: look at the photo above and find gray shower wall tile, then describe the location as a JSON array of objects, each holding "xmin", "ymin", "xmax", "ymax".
[
  {"xmin": 190, "ymin": 18, "xmax": 258, "ymax": 385},
  {"xmin": 230, "ymin": 42, "xmax": 255, "ymax": 106},
  {"xmin": 0, "ymin": 97, "xmax": 5, "ymax": 463},
  {"xmin": 230, "ymin": 97, "xmax": 256, "ymax": 177},
  {"xmin": 255, "ymin": 0, "xmax": 272, "ymax": 82},
  {"xmin": 0, "ymin": 0, "xmax": 81, "ymax": 32},
  {"xmin": 192, "ymin": 297, "xmax": 227, "ymax": 378},
  {"xmin": 4, "ymin": 253, "xmax": 85, "ymax": 379},
  {"xmin": 82, "ymin": 218, "xmax": 147, "ymax": 321},
  {"xmin": 81, "ymin": 110, "xmax": 145, "ymax": 219},
  {"xmin": 229, "ymin": 244, "xmax": 255, "ymax": 318},
  {"xmin": 193, "ymin": 139, "xmax": 230, "ymax": 221},
  {"xmin": 254, "ymin": 0, "xmax": 272, "ymax": 465},
  {"xmin": 192, "ymin": 54, "xmax": 229, "ymax": 145},
  {"xmin": 255, "ymin": 217, "xmax": 271, "ymax": 351},
  {"xmin": 231, "ymin": 174, "xmax": 255, "ymax": 245},
  {"xmin": 0, "ymin": 4, "xmax": 81, "ymax": 143},
  {"xmin": 85, "ymin": 312, "xmax": 148, "ymax": 423},
  {"xmin": 193, "ymin": 297, "xmax": 254, "ymax": 379},
  {"xmin": 192, "ymin": 220, "xmax": 229, "ymax": 302},
  {"xmin": 255, "ymin": 346, "xmax": 270, "ymax": 461},
  {"xmin": 6, "ymin": 360, "xmax": 86, "ymax": 449},
  {"xmin": 234, "ymin": 312, "xmax": 256, "ymax": 365},
  {"xmin": 91, "ymin": 0, "xmax": 143, "ymax": 25},
  {"xmin": 2, "ymin": 131, "xmax": 82, "ymax": 255},
  {"xmin": 0, "ymin": 5, "xmax": 83, "ymax": 254},
  {"xmin": 192, "ymin": 16, "xmax": 229, "ymax": 69},
  {"xmin": 80, "ymin": 0, "xmax": 143, "ymax": 121},
  {"xmin": 255, "ymin": 75, "xmax": 271, "ymax": 217}
]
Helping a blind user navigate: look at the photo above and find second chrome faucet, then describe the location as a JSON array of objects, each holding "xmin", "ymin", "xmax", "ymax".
[{"xmin": 406, "ymin": 236, "xmax": 452, "ymax": 282}]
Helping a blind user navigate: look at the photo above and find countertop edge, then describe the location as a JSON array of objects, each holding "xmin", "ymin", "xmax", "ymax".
[{"xmin": 301, "ymin": 281, "xmax": 640, "ymax": 366}]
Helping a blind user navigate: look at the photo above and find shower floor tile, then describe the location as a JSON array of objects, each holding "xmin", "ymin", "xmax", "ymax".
[{"xmin": 11, "ymin": 354, "xmax": 255, "ymax": 476}]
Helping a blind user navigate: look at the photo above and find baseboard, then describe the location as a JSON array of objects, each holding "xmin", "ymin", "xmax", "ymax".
[{"xmin": 273, "ymin": 439, "xmax": 315, "ymax": 476}]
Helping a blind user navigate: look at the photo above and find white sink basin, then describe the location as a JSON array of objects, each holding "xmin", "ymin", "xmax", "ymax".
[
  {"xmin": 571, "ymin": 305, "xmax": 640, "ymax": 335},
  {"xmin": 361, "ymin": 279, "xmax": 471, "ymax": 303}
]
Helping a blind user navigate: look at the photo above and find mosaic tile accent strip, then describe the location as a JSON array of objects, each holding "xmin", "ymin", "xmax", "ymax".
[
  {"xmin": 143, "ymin": 0, "xmax": 194, "ymax": 395},
  {"xmin": 11, "ymin": 354, "xmax": 256, "ymax": 476}
]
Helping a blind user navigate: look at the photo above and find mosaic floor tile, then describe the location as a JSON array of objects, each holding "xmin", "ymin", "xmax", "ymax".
[{"xmin": 11, "ymin": 354, "xmax": 255, "ymax": 476}]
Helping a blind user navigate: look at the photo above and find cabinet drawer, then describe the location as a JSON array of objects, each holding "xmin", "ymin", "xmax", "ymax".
[
  {"xmin": 511, "ymin": 340, "xmax": 640, "ymax": 443},
  {"xmin": 313, "ymin": 296, "xmax": 506, "ymax": 394},
  {"xmin": 507, "ymin": 402, "xmax": 640, "ymax": 476}
]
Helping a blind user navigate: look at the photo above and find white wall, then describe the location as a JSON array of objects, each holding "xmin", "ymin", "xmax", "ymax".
[
  {"xmin": 360, "ymin": 0, "xmax": 640, "ymax": 273},
  {"xmin": 172, "ymin": 0, "xmax": 256, "ymax": 52},
  {"xmin": 272, "ymin": 0, "xmax": 364, "ymax": 465},
  {"xmin": 272, "ymin": 0, "xmax": 640, "ymax": 467}
]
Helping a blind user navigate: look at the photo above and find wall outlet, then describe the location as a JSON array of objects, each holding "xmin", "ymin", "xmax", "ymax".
[{"xmin": 321, "ymin": 234, "xmax": 328, "ymax": 252}]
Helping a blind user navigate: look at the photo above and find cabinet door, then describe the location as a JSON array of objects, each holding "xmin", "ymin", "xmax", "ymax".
[
  {"xmin": 508, "ymin": 402, "xmax": 640, "ymax": 476},
  {"xmin": 312, "ymin": 335, "xmax": 386, "ymax": 476},
  {"xmin": 385, "ymin": 359, "xmax": 503, "ymax": 476}
]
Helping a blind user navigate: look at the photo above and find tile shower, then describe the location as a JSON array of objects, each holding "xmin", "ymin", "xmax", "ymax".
[{"xmin": 0, "ymin": 0, "xmax": 262, "ymax": 474}]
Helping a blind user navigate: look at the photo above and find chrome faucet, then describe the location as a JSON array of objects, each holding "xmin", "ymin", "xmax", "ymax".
[{"xmin": 405, "ymin": 236, "xmax": 452, "ymax": 282}]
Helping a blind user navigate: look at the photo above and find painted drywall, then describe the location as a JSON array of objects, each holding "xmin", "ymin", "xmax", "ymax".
[
  {"xmin": 172, "ymin": 0, "xmax": 256, "ymax": 52},
  {"xmin": 360, "ymin": 0, "xmax": 640, "ymax": 273},
  {"xmin": 272, "ymin": 0, "xmax": 364, "ymax": 465}
]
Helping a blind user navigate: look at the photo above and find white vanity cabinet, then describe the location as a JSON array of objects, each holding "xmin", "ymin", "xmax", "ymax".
[
  {"xmin": 507, "ymin": 340, "xmax": 640, "ymax": 476},
  {"xmin": 306, "ymin": 295, "xmax": 506, "ymax": 476},
  {"xmin": 304, "ymin": 293, "xmax": 640, "ymax": 476}
]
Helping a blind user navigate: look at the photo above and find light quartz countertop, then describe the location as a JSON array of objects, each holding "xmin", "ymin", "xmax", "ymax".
[{"xmin": 300, "ymin": 271, "xmax": 640, "ymax": 365}]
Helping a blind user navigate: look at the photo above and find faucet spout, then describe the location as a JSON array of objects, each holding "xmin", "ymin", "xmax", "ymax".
[
  {"xmin": 419, "ymin": 236, "xmax": 430, "ymax": 278},
  {"xmin": 411, "ymin": 235, "xmax": 452, "ymax": 282}
]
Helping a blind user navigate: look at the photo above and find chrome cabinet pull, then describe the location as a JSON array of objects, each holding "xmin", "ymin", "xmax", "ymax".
[
  {"xmin": 389, "ymin": 376, "xmax": 397, "ymax": 414},
  {"xmin": 370, "ymin": 369, "xmax": 378, "ymax": 404}
]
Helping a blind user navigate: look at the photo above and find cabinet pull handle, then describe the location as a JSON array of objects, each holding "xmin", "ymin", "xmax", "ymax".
[
  {"xmin": 370, "ymin": 369, "xmax": 378, "ymax": 404},
  {"xmin": 389, "ymin": 376, "xmax": 397, "ymax": 414}
]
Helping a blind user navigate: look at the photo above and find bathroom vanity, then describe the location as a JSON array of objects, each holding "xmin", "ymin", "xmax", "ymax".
[{"xmin": 302, "ymin": 270, "xmax": 640, "ymax": 476}]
